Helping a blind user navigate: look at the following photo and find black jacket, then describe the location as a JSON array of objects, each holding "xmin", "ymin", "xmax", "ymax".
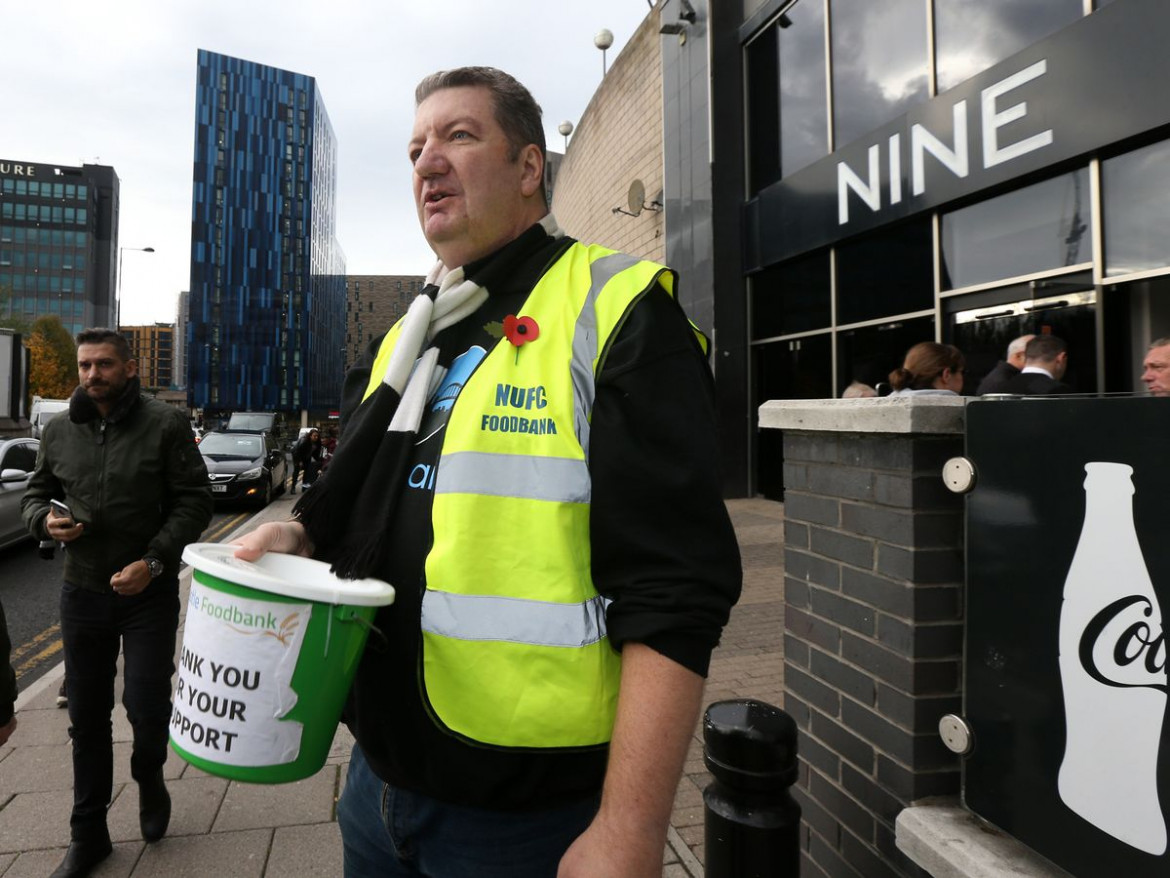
[
  {"xmin": 22, "ymin": 378, "xmax": 213, "ymax": 591},
  {"xmin": 1, "ymin": 598, "xmax": 14, "ymax": 726},
  {"xmin": 1000, "ymin": 370, "xmax": 1072, "ymax": 395},
  {"xmin": 292, "ymin": 435, "xmax": 322, "ymax": 465},
  {"xmin": 976, "ymin": 361, "xmax": 1020, "ymax": 395}
]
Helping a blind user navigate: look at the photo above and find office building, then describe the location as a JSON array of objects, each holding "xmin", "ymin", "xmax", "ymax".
[
  {"xmin": 712, "ymin": 0, "xmax": 1170, "ymax": 497},
  {"xmin": 556, "ymin": 0, "xmax": 1170, "ymax": 498},
  {"xmin": 0, "ymin": 159, "xmax": 119, "ymax": 336},
  {"xmin": 344, "ymin": 275, "xmax": 425, "ymax": 369},
  {"xmin": 122, "ymin": 322, "xmax": 174, "ymax": 390},
  {"xmin": 187, "ymin": 49, "xmax": 346, "ymax": 421}
]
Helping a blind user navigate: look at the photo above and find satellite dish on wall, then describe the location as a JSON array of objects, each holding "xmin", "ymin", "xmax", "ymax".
[{"xmin": 627, "ymin": 179, "xmax": 646, "ymax": 216}]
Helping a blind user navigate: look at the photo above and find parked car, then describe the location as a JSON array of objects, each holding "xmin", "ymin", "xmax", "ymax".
[
  {"xmin": 226, "ymin": 411, "xmax": 287, "ymax": 441},
  {"xmin": 30, "ymin": 397, "xmax": 69, "ymax": 439},
  {"xmin": 0, "ymin": 437, "xmax": 40, "ymax": 550},
  {"xmin": 198, "ymin": 430, "xmax": 287, "ymax": 506}
]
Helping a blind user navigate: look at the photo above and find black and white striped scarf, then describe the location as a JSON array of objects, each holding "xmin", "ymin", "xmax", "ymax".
[{"xmin": 295, "ymin": 214, "xmax": 564, "ymax": 579}]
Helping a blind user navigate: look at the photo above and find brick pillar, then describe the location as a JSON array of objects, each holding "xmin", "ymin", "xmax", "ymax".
[{"xmin": 759, "ymin": 397, "xmax": 966, "ymax": 878}]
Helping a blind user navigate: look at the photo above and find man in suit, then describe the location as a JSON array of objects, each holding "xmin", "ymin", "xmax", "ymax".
[
  {"xmin": 1001, "ymin": 335, "xmax": 1072, "ymax": 395},
  {"xmin": 976, "ymin": 333, "xmax": 1034, "ymax": 394}
]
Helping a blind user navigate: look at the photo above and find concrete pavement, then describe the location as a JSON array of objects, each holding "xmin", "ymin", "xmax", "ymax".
[{"xmin": 0, "ymin": 494, "xmax": 785, "ymax": 877}]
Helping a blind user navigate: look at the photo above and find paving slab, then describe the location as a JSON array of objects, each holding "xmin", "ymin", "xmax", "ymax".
[
  {"xmin": 1, "ymin": 841, "xmax": 141, "ymax": 878},
  {"xmin": 107, "ymin": 775, "xmax": 230, "ymax": 843},
  {"xmin": 212, "ymin": 767, "xmax": 339, "ymax": 832},
  {"xmin": 0, "ymin": 706, "xmax": 69, "ymax": 753},
  {"xmin": 131, "ymin": 828, "xmax": 271, "ymax": 878},
  {"xmin": 0, "ymin": 744, "xmax": 73, "ymax": 795},
  {"xmin": 0, "ymin": 790, "xmax": 74, "ymax": 853},
  {"xmin": 267, "ymin": 823, "xmax": 343, "ymax": 877}
]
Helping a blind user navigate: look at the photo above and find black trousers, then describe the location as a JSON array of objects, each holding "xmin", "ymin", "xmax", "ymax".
[
  {"xmin": 291, "ymin": 459, "xmax": 319, "ymax": 487},
  {"xmin": 59, "ymin": 580, "xmax": 179, "ymax": 841}
]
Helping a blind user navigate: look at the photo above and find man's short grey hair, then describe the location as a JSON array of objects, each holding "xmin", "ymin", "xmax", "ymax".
[
  {"xmin": 1150, "ymin": 336, "xmax": 1170, "ymax": 349},
  {"xmin": 1006, "ymin": 334, "xmax": 1033, "ymax": 359}
]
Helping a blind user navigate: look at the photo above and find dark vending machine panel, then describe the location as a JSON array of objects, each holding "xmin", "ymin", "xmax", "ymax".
[{"xmin": 963, "ymin": 397, "xmax": 1170, "ymax": 877}]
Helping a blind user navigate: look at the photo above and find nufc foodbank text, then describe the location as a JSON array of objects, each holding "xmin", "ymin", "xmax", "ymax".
[{"xmin": 482, "ymin": 383, "xmax": 557, "ymax": 435}]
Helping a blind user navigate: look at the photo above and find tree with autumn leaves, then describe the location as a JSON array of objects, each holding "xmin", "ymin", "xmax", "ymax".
[{"xmin": 25, "ymin": 315, "xmax": 78, "ymax": 401}]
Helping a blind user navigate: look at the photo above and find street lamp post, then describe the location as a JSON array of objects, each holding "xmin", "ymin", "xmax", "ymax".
[
  {"xmin": 117, "ymin": 246, "xmax": 155, "ymax": 330},
  {"xmin": 595, "ymin": 29, "xmax": 614, "ymax": 78}
]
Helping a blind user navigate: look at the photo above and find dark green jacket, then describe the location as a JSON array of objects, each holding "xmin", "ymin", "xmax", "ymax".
[
  {"xmin": 1, "ymin": 598, "xmax": 14, "ymax": 725},
  {"xmin": 22, "ymin": 378, "xmax": 213, "ymax": 592}
]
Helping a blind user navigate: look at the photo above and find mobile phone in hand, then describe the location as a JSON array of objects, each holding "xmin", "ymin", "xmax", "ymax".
[{"xmin": 49, "ymin": 499, "xmax": 74, "ymax": 523}]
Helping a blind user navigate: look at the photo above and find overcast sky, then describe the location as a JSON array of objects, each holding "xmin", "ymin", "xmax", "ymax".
[{"xmin": 5, "ymin": 0, "xmax": 652, "ymax": 325}]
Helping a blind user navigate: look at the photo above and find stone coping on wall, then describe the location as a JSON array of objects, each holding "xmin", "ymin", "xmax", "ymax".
[
  {"xmin": 896, "ymin": 803, "xmax": 1074, "ymax": 878},
  {"xmin": 759, "ymin": 396, "xmax": 965, "ymax": 435}
]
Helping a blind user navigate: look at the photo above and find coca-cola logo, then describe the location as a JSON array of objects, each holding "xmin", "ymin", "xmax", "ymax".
[{"xmin": 1079, "ymin": 595, "xmax": 1168, "ymax": 693}]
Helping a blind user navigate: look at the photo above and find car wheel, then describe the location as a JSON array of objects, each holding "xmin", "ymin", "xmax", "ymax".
[{"xmin": 258, "ymin": 480, "xmax": 272, "ymax": 508}]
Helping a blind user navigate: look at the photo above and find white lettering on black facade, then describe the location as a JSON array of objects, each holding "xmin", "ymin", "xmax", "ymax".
[
  {"xmin": 0, "ymin": 163, "xmax": 38, "ymax": 178},
  {"xmin": 837, "ymin": 59, "xmax": 1054, "ymax": 225}
]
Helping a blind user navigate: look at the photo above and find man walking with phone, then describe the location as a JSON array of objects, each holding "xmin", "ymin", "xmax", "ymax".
[{"xmin": 23, "ymin": 328, "xmax": 212, "ymax": 877}]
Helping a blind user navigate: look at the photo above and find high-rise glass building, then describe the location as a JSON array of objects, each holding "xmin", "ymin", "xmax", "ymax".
[
  {"xmin": 188, "ymin": 49, "xmax": 346, "ymax": 419},
  {"xmin": 0, "ymin": 159, "xmax": 119, "ymax": 336}
]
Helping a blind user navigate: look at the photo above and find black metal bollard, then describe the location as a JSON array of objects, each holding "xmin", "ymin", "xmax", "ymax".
[{"xmin": 703, "ymin": 698, "xmax": 801, "ymax": 878}]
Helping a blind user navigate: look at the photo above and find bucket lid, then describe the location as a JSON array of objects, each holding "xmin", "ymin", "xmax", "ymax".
[{"xmin": 182, "ymin": 543, "xmax": 395, "ymax": 607}]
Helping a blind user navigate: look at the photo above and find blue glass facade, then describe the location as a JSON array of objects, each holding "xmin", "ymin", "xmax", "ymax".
[{"xmin": 188, "ymin": 49, "xmax": 346, "ymax": 417}]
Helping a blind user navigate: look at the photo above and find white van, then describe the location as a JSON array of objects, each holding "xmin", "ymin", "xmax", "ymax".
[{"xmin": 30, "ymin": 397, "xmax": 70, "ymax": 438}]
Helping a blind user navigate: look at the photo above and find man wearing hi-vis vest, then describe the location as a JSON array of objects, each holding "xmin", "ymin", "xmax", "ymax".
[{"xmin": 234, "ymin": 66, "xmax": 742, "ymax": 878}]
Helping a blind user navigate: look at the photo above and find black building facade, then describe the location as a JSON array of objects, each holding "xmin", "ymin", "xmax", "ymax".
[
  {"xmin": 0, "ymin": 160, "xmax": 119, "ymax": 336},
  {"xmin": 678, "ymin": 0, "xmax": 1170, "ymax": 498}
]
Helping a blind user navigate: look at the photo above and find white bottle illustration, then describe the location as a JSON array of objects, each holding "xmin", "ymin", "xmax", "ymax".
[{"xmin": 1058, "ymin": 461, "xmax": 1167, "ymax": 855}]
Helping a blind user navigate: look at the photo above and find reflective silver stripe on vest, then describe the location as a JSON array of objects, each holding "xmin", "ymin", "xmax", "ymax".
[
  {"xmin": 435, "ymin": 451, "xmax": 590, "ymax": 503},
  {"xmin": 421, "ymin": 590, "xmax": 609, "ymax": 648},
  {"xmin": 570, "ymin": 252, "xmax": 642, "ymax": 456}
]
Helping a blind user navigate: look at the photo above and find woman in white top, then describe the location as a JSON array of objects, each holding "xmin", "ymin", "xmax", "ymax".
[{"xmin": 887, "ymin": 342, "xmax": 965, "ymax": 396}]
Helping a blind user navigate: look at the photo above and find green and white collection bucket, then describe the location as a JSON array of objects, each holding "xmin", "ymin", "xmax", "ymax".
[{"xmin": 173, "ymin": 543, "xmax": 394, "ymax": 784}]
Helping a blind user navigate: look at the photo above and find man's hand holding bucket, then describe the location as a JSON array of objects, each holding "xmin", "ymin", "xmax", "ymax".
[{"xmin": 233, "ymin": 521, "xmax": 314, "ymax": 562}]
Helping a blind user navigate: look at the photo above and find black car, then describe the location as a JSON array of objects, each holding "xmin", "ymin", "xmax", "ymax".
[{"xmin": 199, "ymin": 430, "xmax": 287, "ymax": 506}]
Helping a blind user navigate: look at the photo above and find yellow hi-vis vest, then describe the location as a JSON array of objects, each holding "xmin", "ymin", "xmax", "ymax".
[{"xmin": 362, "ymin": 242, "xmax": 704, "ymax": 749}]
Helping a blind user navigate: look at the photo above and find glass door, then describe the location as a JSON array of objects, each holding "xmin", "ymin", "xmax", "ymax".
[{"xmin": 947, "ymin": 281, "xmax": 1098, "ymax": 394}]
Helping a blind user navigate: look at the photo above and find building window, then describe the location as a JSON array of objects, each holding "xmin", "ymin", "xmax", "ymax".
[
  {"xmin": 746, "ymin": 0, "xmax": 829, "ymax": 190},
  {"xmin": 941, "ymin": 168, "xmax": 1092, "ymax": 290},
  {"xmin": 751, "ymin": 249, "xmax": 831, "ymax": 339},
  {"xmin": 934, "ymin": 0, "xmax": 1082, "ymax": 94},
  {"xmin": 830, "ymin": 0, "xmax": 928, "ymax": 149},
  {"xmin": 1103, "ymin": 137, "xmax": 1170, "ymax": 277}
]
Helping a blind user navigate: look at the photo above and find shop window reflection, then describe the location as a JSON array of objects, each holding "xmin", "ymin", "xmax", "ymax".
[
  {"xmin": 1103, "ymin": 138, "xmax": 1170, "ymax": 277},
  {"xmin": 935, "ymin": 0, "xmax": 1082, "ymax": 94},
  {"xmin": 746, "ymin": 1, "xmax": 828, "ymax": 191},
  {"xmin": 830, "ymin": 0, "xmax": 927, "ymax": 149},
  {"xmin": 941, "ymin": 168, "xmax": 1091, "ymax": 290}
]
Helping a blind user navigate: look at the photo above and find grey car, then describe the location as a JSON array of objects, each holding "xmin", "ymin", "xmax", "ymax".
[{"xmin": 0, "ymin": 437, "xmax": 39, "ymax": 551}]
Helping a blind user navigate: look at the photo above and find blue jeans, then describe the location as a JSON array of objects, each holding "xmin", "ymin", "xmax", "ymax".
[{"xmin": 337, "ymin": 744, "xmax": 599, "ymax": 878}]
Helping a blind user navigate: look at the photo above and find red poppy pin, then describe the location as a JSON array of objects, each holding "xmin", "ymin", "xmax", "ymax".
[{"xmin": 502, "ymin": 314, "xmax": 539, "ymax": 363}]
